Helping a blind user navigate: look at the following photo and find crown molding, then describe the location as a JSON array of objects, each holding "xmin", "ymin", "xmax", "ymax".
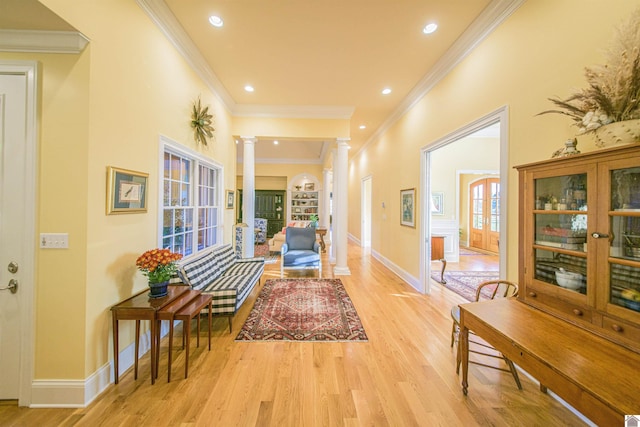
[
  {"xmin": 0, "ymin": 29, "xmax": 89, "ymax": 54},
  {"xmin": 354, "ymin": 0, "xmax": 525, "ymax": 159},
  {"xmin": 233, "ymin": 104, "xmax": 354, "ymax": 119},
  {"xmin": 136, "ymin": 0, "xmax": 236, "ymax": 112},
  {"xmin": 238, "ymin": 157, "xmax": 324, "ymax": 165},
  {"xmin": 137, "ymin": 0, "xmax": 354, "ymax": 120}
]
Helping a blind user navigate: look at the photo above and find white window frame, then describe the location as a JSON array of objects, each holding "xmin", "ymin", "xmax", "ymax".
[{"xmin": 159, "ymin": 135, "xmax": 224, "ymax": 255}]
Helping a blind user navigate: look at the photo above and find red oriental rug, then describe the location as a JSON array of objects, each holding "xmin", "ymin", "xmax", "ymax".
[
  {"xmin": 431, "ymin": 271, "xmax": 499, "ymax": 302},
  {"xmin": 235, "ymin": 278, "xmax": 368, "ymax": 342}
]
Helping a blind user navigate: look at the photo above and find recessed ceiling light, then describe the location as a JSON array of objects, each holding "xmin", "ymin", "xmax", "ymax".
[
  {"xmin": 423, "ymin": 23, "xmax": 438, "ymax": 34},
  {"xmin": 382, "ymin": 88, "xmax": 392, "ymax": 95},
  {"xmin": 273, "ymin": 140, "xmax": 279, "ymax": 145},
  {"xmin": 359, "ymin": 125, "xmax": 366, "ymax": 129},
  {"xmin": 244, "ymin": 85, "xmax": 254, "ymax": 92},
  {"xmin": 208, "ymin": 16, "xmax": 224, "ymax": 27}
]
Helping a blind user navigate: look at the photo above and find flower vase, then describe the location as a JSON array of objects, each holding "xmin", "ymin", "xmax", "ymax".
[
  {"xmin": 148, "ymin": 280, "xmax": 169, "ymax": 298},
  {"xmin": 593, "ymin": 119, "xmax": 640, "ymax": 148}
]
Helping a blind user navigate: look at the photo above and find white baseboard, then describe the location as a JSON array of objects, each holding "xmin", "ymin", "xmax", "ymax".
[
  {"xmin": 29, "ymin": 323, "xmax": 170, "ymax": 407},
  {"xmin": 370, "ymin": 247, "xmax": 420, "ymax": 292},
  {"xmin": 346, "ymin": 232, "xmax": 420, "ymax": 291}
]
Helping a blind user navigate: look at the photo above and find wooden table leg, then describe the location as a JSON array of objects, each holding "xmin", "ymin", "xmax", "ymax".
[
  {"xmin": 112, "ymin": 315, "xmax": 119, "ymax": 384},
  {"xmin": 134, "ymin": 320, "xmax": 140, "ymax": 380},
  {"xmin": 168, "ymin": 319, "xmax": 174, "ymax": 382},
  {"xmin": 319, "ymin": 233, "xmax": 326, "ymax": 253},
  {"xmin": 150, "ymin": 318, "xmax": 156, "ymax": 385},
  {"xmin": 155, "ymin": 320, "xmax": 163, "ymax": 380},
  {"xmin": 196, "ymin": 314, "xmax": 200, "ymax": 348},
  {"xmin": 460, "ymin": 320, "xmax": 469, "ymax": 395},
  {"xmin": 184, "ymin": 319, "xmax": 191, "ymax": 379},
  {"xmin": 439, "ymin": 258, "xmax": 447, "ymax": 284},
  {"xmin": 208, "ymin": 301, "xmax": 212, "ymax": 351}
]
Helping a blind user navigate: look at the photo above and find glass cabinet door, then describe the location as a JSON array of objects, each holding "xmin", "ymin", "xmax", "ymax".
[
  {"xmin": 532, "ymin": 173, "xmax": 588, "ymax": 295},
  {"xmin": 608, "ymin": 165, "xmax": 640, "ymax": 314}
]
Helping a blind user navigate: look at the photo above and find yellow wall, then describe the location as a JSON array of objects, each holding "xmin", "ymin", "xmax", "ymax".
[
  {"xmin": 1, "ymin": 0, "xmax": 237, "ymax": 380},
  {"xmin": 4, "ymin": 0, "xmax": 639, "ymax": 390},
  {"xmin": 0, "ymin": 49, "xmax": 91, "ymax": 378},
  {"xmin": 348, "ymin": 0, "xmax": 640, "ymax": 282}
]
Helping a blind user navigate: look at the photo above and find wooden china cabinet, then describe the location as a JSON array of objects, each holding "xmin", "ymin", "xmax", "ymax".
[{"xmin": 516, "ymin": 143, "xmax": 640, "ymax": 354}]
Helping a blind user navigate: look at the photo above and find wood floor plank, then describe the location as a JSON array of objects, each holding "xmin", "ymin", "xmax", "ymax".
[{"xmin": 0, "ymin": 241, "xmax": 589, "ymax": 426}]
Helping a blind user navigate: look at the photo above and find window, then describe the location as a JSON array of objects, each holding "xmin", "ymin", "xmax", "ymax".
[
  {"xmin": 197, "ymin": 164, "xmax": 219, "ymax": 250},
  {"xmin": 162, "ymin": 141, "xmax": 222, "ymax": 256}
]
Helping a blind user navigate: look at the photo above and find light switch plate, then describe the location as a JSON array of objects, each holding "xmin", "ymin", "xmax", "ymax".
[{"xmin": 40, "ymin": 233, "xmax": 69, "ymax": 249}]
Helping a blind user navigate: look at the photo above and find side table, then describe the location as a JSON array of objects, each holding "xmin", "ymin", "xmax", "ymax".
[
  {"xmin": 174, "ymin": 294, "xmax": 213, "ymax": 380},
  {"xmin": 316, "ymin": 228, "xmax": 327, "ymax": 253},
  {"xmin": 111, "ymin": 285, "xmax": 188, "ymax": 384},
  {"xmin": 156, "ymin": 289, "xmax": 202, "ymax": 382}
]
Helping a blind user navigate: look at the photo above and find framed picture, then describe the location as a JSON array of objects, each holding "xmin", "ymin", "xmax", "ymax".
[
  {"xmin": 304, "ymin": 182, "xmax": 315, "ymax": 191},
  {"xmin": 431, "ymin": 192, "xmax": 444, "ymax": 215},
  {"xmin": 226, "ymin": 190, "xmax": 235, "ymax": 209},
  {"xmin": 400, "ymin": 188, "xmax": 416, "ymax": 227},
  {"xmin": 106, "ymin": 166, "xmax": 148, "ymax": 215}
]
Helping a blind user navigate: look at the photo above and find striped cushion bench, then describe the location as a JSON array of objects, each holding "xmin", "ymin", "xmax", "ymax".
[{"xmin": 177, "ymin": 244, "xmax": 264, "ymax": 332}]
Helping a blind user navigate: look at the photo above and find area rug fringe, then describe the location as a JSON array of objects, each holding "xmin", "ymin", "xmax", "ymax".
[{"xmin": 236, "ymin": 278, "xmax": 368, "ymax": 342}]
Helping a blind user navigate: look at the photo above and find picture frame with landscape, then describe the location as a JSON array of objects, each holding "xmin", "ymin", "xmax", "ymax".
[
  {"xmin": 400, "ymin": 188, "xmax": 415, "ymax": 227},
  {"xmin": 226, "ymin": 190, "xmax": 235, "ymax": 209}
]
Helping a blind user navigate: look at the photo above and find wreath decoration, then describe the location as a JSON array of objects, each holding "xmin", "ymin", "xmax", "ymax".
[{"xmin": 191, "ymin": 97, "xmax": 215, "ymax": 146}]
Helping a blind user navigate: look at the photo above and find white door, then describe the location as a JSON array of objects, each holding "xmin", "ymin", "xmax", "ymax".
[{"xmin": 0, "ymin": 65, "xmax": 36, "ymax": 403}]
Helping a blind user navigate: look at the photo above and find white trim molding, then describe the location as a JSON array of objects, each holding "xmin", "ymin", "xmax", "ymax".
[
  {"xmin": 0, "ymin": 30, "xmax": 89, "ymax": 54},
  {"xmin": 354, "ymin": 0, "xmax": 524, "ymax": 159}
]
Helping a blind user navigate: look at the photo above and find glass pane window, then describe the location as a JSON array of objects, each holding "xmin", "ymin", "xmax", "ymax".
[
  {"xmin": 162, "ymin": 147, "xmax": 221, "ymax": 256},
  {"xmin": 197, "ymin": 164, "xmax": 218, "ymax": 251}
]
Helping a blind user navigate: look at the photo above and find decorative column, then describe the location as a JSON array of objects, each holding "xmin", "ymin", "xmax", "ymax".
[
  {"xmin": 321, "ymin": 168, "xmax": 331, "ymax": 230},
  {"xmin": 334, "ymin": 138, "xmax": 351, "ymax": 275},
  {"xmin": 322, "ymin": 167, "xmax": 332, "ymax": 256},
  {"xmin": 329, "ymin": 150, "xmax": 337, "ymax": 264},
  {"xmin": 241, "ymin": 136, "xmax": 257, "ymax": 258}
]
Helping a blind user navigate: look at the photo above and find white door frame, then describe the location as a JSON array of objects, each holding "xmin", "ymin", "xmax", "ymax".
[
  {"xmin": 361, "ymin": 175, "xmax": 372, "ymax": 247},
  {"xmin": 0, "ymin": 60, "xmax": 38, "ymax": 406},
  {"xmin": 420, "ymin": 106, "xmax": 509, "ymax": 294}
]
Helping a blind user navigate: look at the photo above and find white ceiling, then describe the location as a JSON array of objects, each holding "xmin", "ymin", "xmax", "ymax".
[{"xmin": 1, "ymin": 0, "xmax": 519, "ymax": 163}]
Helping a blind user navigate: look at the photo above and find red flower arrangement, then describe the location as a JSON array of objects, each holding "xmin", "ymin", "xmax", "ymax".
[{"xmin": 135, "ymin": 248, "xmax": 183, "ymax": 284}]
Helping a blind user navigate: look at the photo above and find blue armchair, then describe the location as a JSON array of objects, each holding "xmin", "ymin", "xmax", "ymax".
[{"xmin": 280, "ymin": 227, "xmax": 322, "ymax": 277}]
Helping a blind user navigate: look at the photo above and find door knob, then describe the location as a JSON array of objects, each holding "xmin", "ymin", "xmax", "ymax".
[
  {"xmin": 0, "ymin": 279, "xmax": 18, "ymax": 294},
  {"xmin": 8, "ymin": 261, "xmax": 18, "ymax": 274}
]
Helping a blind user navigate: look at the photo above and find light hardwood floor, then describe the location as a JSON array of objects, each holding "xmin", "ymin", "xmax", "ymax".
[{"xmin": 0, "ymin": 242, "xmax": 587, "ymax": 426}]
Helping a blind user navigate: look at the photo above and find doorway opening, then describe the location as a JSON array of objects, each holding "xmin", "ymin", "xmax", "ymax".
[{"xmin": 420, "ymin": 107, "xmax": 508, "ymax": 294}]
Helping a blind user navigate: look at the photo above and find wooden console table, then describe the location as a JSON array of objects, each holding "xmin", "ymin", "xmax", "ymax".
[
  {"xmin": 111, "ymin": 285, "xmax": 189, "ymax": 384},
  {"xmin": 459, "ymin": 298, "xmax": 640, "ymax": 426}
]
